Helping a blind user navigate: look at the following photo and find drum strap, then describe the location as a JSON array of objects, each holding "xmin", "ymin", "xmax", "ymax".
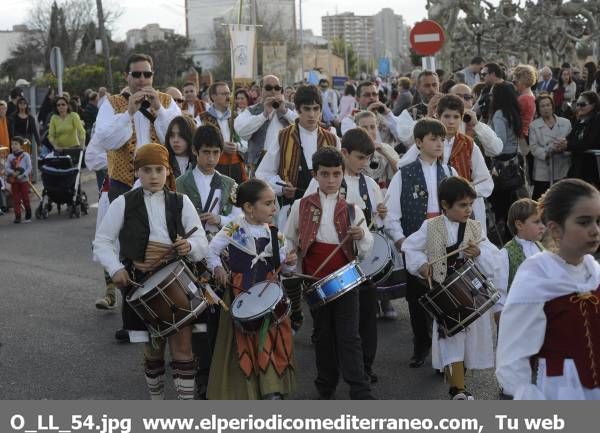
[
  {"xmin": 269, "ymin": 225, "xmax": 281, "ymax": 270},
  {"xmin": 201, "ymin": 173, "xmax": 220, "ymax": 213},
  {"xmin": 445, "ymin": 222, "xmax": 466, "ymax": 271}
]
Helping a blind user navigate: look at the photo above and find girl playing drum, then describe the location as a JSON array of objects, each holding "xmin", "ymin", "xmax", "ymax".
[{"xmin": 206, "ymin": 179, "xmax": 297, "ymax": 399}]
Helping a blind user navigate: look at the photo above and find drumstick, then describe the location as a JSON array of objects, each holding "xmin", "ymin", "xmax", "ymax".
[
  {"xmin": 471, "ymin": 178, "xmax": 487, "ymax": 188},
  {"xmin": 427, "ymin": 238, "xmax": 484, "ymax": 266},
  {"xmin": 367, "ymin": 194, "xmax": 390, "ymax": 230},
  {"xmin": 290, "ymin": 272, "xmax": 319, "ymax": 281},
  {"xmin": 28, "ymin": 180, "xmax": 43, "ymax": 200},
  {"xmin": 258, "ymin": 264, "xmax": 283, "ymax": 297},
  {"xmin": 276, "ymin": 181, "xmax": 305, "ymax": 193},
  {"xmin": 312, "ymin": 217, "xmax": 365, "ymax": 277},
  {"xmin": 147, "ymin": 226, "xmax": 199, "ymax": 270},
  {"xmin": 208, "ymin": 197, "xmax": 219, "ymax": 213}
]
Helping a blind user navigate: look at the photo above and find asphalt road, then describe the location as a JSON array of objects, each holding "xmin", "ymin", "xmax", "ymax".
[{"xmin": 0, "ymin": 173, "xmax": 499, "ymax": 400}]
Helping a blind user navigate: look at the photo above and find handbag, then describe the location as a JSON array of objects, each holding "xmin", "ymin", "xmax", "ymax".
[{"xmin": 491, "ymin": 154, "xmax": 524, "ymax": 191}]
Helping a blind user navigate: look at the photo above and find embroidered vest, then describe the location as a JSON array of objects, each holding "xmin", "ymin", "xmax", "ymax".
[
  {"xmin": 400, "ymin": 159, "xmax": 449, "ymax": 237},
  {"xmin": 425, "ymin": 216, "xmax": 481, "ymax": 284},
  {"xmin": 182, "ymin": 99, "xmax": 206, "ymax": 117},
  {"xmin": 175, "ymin": 170, "xmax": 236, "ymax": 216},
  {"xmin": 536, "ymin": 288, "xmax": 600, "ymax": 389},
  {"xmin": 449, "ymin": 132, "xmax": 474, "ymax": 180},
  {"xmin": 298, "ymin": 193, "xmax": 355, "ymax": 261},
  {"xmin": 119, "ymin": 188, "xmax": 185, "ymax": 261},
  {"xmin": 106, "ymin": 92, "xmax": 172, "ymax": 187},
  {"xmin": 277, "ymin": 122, "xmax": 337, "ymax": 186},
  {"xmin": 504, "ymin": 238, "xmax": 544, "ymax": 289}
]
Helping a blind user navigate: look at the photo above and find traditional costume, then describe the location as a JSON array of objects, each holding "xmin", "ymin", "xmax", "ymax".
[
  {"xmin": 198, "ymin": 107, "xmax": 248, "ymax": 184},
  {"xmin": 402, "ymin": 215, "xmax": 499, "ymax": 397},
  {"xmin": 206, "ymin": 216, "xmax": 295, "ymax": 399},
  {"xmin": 496, "ymin": 251, "xmax": 600, "ymax": 400},
  {"xmin": 284, "ymin": 189, "xmax": 374, "ymax": 399}
]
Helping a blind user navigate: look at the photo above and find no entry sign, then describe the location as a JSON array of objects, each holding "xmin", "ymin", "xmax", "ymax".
[{"xmin": 410, "ymin": 20, "xmax": 445, "ymax": 56}]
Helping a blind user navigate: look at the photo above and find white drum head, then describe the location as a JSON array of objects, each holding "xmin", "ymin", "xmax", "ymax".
[
  {"xmin": 231, "ymin": 282, "xmax": 282, "ymax": 320},
  {"xmin": 359, "ymin": 232, "xmax": 391, "ymax": 276},
  {"xmin": 128, "ymin": 261, "xmax": 180, "ymax": 300}
]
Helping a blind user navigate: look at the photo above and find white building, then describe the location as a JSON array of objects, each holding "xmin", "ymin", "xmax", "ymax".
[
  {"xmin": 321, "ymin": 12, "xmax": 374, "ymax": 62},
  {"xmin": 373, "ymin": 8, "xmax": 410, "ymax": 71},
  {"xmin": 126, "ymin": 24, "xmax": 175, "ymax": 49},
  {"xmin": 0, "ymin": 25, "xmax": 30, "ymax": 67},
  {"xmin": 185, "ymin": 0, "xmax": 296, "ymax": 71}
]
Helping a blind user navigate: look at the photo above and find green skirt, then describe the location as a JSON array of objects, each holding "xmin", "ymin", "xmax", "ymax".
[{"xmin": 206, "ymin": 289, "xmax": 296, "ymax": 399}]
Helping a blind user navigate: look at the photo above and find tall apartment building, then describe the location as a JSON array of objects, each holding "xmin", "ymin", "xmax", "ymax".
[
  {"xmin": 321, "ymin": 12, "xmax": 374, "ymax": 62},
  {"xmin": 373, "ymin": 8, "xmax": 410, "ymax": 68}
]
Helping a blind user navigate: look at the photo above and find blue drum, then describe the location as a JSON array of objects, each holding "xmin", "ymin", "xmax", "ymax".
[{"xmin": 304, "ymin": 261, "xmax": 367, "ymax": 309}]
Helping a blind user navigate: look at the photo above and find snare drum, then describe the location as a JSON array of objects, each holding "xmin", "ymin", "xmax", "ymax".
[
  {"xmin": 304, "ymin": 260, "xmax": 367, "ymax": 309},
  {"xmin": 358, "ymin": 232, "xmax": 393, "ymax": 285},
  {"xmin": 230, "ymin": 281, "xmax": 290, "ymax": 333},
  {"xmin": 418, "ymin": 259, "xmax": 499, "ymax": 337},
  {"xmin": 127, "ymin": 260, "xmax": 208, "ymax": 338}
]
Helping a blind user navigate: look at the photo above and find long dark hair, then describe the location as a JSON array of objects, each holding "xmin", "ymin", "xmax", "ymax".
[
  {"xmin": 53, "ymin": 96, "xmax": 71, "ymax": 114},
  {"xmin": 558, "ymin": 68, "xmax": 572, "ymax": 88},
  {"xmin": 16, "ymin": 97, "xmax": 30, "ymax": 115},
  {"xmin": 490, "ymin": 82, "xmax": 522, "ymax": 136},
  {"xmin": 584, "ymin": 62, "xmax": 597, "ymax": 91},
  {"xmin": 165, "ymin": 115, "xmax": 196, "ymax": 176}
]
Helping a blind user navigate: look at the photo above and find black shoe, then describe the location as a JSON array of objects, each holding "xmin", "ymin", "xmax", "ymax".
[
  {"xmin": 366, "ymin": 370, "xmax": 378, "ymax": 383},
  {"xmin": 115, "ymin": 328, "xmax": 130, "ymax": 342},
  {"xmin": 409, "ymin": 349, "xmax": 430, "ymax": 368},
  {"xmin": 13, "ymin": 217, "xmax": 21, "ymax": 224}
]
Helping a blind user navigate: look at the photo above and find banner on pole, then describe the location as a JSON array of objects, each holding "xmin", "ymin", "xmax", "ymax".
[
  {"xmin": 262, "ymin": 43, "xmax": 287, "ymax": 78},
  {"xmin": 229, "ymin": 24, "xmax": 256, "ymax": 80}
]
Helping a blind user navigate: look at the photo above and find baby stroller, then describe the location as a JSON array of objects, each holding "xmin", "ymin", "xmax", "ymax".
[{"xmin": 36, "ymin": 148, "xmax": 88, "ymax": 219}]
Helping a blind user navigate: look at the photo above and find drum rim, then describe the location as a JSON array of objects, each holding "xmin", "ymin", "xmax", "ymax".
[
  {"xmin": 233, "ymin": 296, "xmax": 291, "ymax": 333},
  {"xmin": 430, "ymin": 291, "xmax": 500, "ymax": 337},
  {"xmin": 306, "ymin": 274, "xmax": 367, "ymax": 308},
  {"xmin": 127, "ymin": 260, "xmax": 189, "ymax": 301},
  {"xmin": 231, "ymin": 281, "xmax": 285, "ymax": 321},
  {"xmin": 311, "ymin": 260, "xmax": 362, "ymax": 287},
  {"xmin": 358, "ymin": 232, "xmax": 392, "ymax": 277}
]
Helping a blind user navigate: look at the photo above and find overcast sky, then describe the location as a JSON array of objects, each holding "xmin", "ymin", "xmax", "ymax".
[{"xmin": 0, "ymin": 0, "xmax": 430, "ymax": 40}]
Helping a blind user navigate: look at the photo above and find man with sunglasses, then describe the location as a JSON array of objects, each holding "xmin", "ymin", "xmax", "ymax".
[
  {"xmin": 235, "ymin": 75, "xmax": 297, "ymax": 172},
  {"xmin": 92, "ymin": 53, "xmax": 180, "ymax": 339},
  {"xmin": 340, "ymin": 81, "xmax": 403, "ymax": 146}
]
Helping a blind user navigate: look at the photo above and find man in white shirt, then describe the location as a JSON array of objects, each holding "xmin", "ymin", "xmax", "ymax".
[
  {"xmin": 461, "ymin": 56, "xmax": 484, "ymax": 88},
  {"xmin": 234, "ymin": 75, "xmax": 297, "ymax": 171},
  {"xmin": 181, "ymin": 81, "xmax": 207, "ymax": 118}
]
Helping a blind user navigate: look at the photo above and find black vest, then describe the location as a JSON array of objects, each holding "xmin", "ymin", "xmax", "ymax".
[{"xmin": 119, "ymin": 188, "xmax": 185, "ymax": 261}]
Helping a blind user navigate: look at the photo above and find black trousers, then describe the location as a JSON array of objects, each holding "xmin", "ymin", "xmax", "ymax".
[
  {"xmin": 192, "ymin": 307, "xmax": 220, "ymax": 395},
  {"xmin": 405, "ymin": 273, "xmax": 432, "ymax": 355},
  {"xmin": 313, "ymin": 289, "xmax": 373, "ymax": 399},
  {"xmin": 358, "ymin": 282, "xmax": 378, "ymax": 374}
]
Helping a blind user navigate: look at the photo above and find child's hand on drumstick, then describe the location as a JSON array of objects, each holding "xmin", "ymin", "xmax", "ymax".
[
  {"xmin": 173, "ymin": 236, "xmax": 192, "ymax": 256},
  {"xmin": 394, "ymin": 237, "xmax": 405, "ymax": 251},
  {"xmin": 112, "ymin": 268, "xmax": 130, "ymax": 288},
  {"xmin": 418, "ymin": 263, "xmax": 432, "ymax": 281},
  {"xmin": 284, "ymin": 251, "xmax": 297, "ymax": 266},
  {"xmin": 376, "ymin": 202, "xmax": 388, "ymax": 219},
  {"xmin": 463, "ymin": 240, "xmax": 481, "ymax": 259},
  {"xmin": 348, "ymin": 225, "xmax": 364, "ymax": 240},
  {"xmin": 214, "ymin": 266, "xmax": 228, "ymax": 287},
  {"xmin": 200, "ymin": 213, "xmax": 221, "ymax": 226}
]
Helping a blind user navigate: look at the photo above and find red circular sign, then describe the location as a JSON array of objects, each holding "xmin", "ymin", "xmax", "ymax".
[{"xmin": 409, "ymin": 20, "xmax": 445, "ymax": 56}]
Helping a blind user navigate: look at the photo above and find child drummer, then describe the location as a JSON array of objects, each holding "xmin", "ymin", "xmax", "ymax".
[
  {"xmin": 285, "ymin": 146, "xmax": 374, "ymax": 399},
  {"xmin": 305, "ymin": 128, "xmax": 386, "ymax": 383},
  {"xmin": 401, "ymin": 176, "xmax": 500, "ymax": 400},
  {"xmin": 93, "ymin": 143, "xmax": 209, "ymax": 400},
  {"xmin": 206, "ymin": 178, "xmax": 297, "ymax": 400},
  {"xmin": 384, "ymin": 118, "xmax": 457, "ymax": 368}
]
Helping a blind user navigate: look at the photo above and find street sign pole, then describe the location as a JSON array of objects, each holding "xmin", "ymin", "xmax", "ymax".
[
  {"xmin": 49, "ymin": 47, "xmax": 65, "ymax": 96},
  {"xmin": 422, "ymin": 56, "xmax": 436, "ymax": 72}
]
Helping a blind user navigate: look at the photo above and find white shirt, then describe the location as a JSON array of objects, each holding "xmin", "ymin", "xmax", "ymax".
[
  {"xmin": 398, "ymin": 135, "xmax": 493, "ymax": 234},
  {"xmin": 191, "ymin": 167, "xmax": 242, "ymax": 233},
  {"xmin": 396, "ymin": 110, "xmax": 502, "ymax": 157},
  {"xmin": 284, "ymin": 190, "xmax": 373, "ymax": 262},
  {"xmin": 496, "ymin": 252, "xmax": 600, "ymax": 399},
  {"xmin": 84, "ymin": 132, "xmax": 108, "ymax": 171},
  {"xmin": 384, "ymin": 159, "xmax": 456, "ymax": 242},
  {"xmin": 235, "ymin": 106, "xmax": 298, "ymax": 154},
  {"xmin": 94, "ymin": 96, "xmax": 180, "ymax": 151},
  {"xmin": 401, "ymin": 215, "xmax": 499, "ymax": 280},
  {"xmin": 494, "ymin": 236, "xmax": 543, "ymax": 311},
  {"xmin": 341, "ymin": 110, "xmax": 402, "ymax": 143},
  {"xmin": 206, "ymin": 215, "xmax": 292, "ymax": 273},
  {"xmin": 255, "ymin": 124, "xmax": 341, "ymax": 195},
  {"xmin": 175, "ymin": 155, "xmax": 189, "ymax": 175},
  {"xmin": 92, "ymin": 189, "xmax": 209, "ymax": 277},
  {"xmin": 304, "ymin": 172, "xmax": 384, "ymax": 227},
  {"xmin": 196, "ymin": 109, "xmax": 248, "ymax": 153}
]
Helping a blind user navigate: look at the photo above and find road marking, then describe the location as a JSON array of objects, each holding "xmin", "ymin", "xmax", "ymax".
[{"xmin": 414, "ymin": 33, "xmax": 441, "ymax": 43}]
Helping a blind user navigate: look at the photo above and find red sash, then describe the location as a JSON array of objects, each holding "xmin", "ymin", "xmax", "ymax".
[{"xmin": 303, "ymin": 241, "xmax": 349, "ymax": 279}]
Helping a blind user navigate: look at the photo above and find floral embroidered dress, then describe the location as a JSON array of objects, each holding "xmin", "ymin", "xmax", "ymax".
[{"xmin": 205, "ymin": 215, "xmax": 295, "ymax": 399}]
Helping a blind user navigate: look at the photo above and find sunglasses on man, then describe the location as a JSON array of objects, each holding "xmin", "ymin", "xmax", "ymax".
[
  {"xmin": 129, "ymin": 71, "xmax": 153, "ymax": 79},
  {"xmin": 263, "ymin": 84, "xmax": 282, "ymax": 92}
]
